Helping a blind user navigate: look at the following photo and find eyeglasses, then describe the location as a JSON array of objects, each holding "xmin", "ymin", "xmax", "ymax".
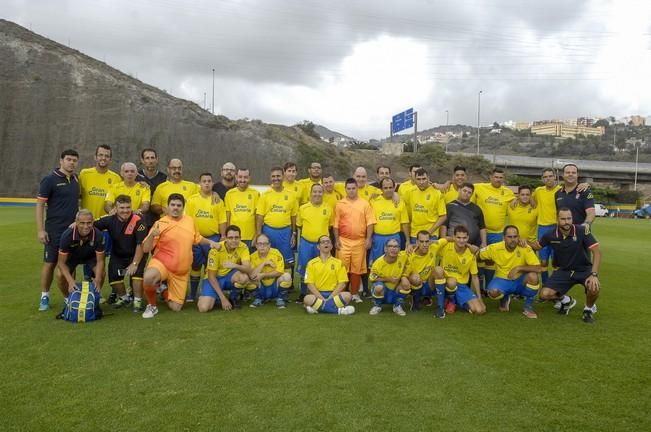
[
  {"xmin": 226, "ymin": 236, "xmax": 240, "ymax": 240},
  {"xmin": 256, "ymin": 242, "xmax": 270, "ymax": 246},
  {"xmin": 319, "ymin": 240, "xmax": 332, "ymax": 244}
]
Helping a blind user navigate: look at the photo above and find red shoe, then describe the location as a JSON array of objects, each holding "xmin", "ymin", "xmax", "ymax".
[{"xmin": 444, "ymin": 298, "xmax": 456, "ymax": 314}]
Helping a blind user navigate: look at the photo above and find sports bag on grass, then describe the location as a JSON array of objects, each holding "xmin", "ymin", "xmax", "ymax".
[{"xmin": 58, "ymin": 281, "xmax": 103, "ymax": 323}]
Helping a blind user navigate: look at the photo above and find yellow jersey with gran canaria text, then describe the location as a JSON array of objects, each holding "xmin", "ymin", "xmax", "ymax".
[
  {"xmin": 472, "ymin": 183, "xmax": 515, "ymax": 233},
  {"xmin": 185, "ymin": 193, "xmax": 227, "ymax": 237},
  {"xmin": 406, "ymin": 186, "xmax": 447, "ymax": 238},
  {"xmin": 206, "ymin": 241, "xmax": 251, "ymax": 278},
  {"xmin": 371, "ymin": 196, "xmax": 409, "ymax": 235},
  {"xmin": 79, "ymin": 168, "xmax": 122, "ymax": 219},
  {"xmin": 437, "ymin": 239, "xmax": 477, "ymax": 284},
  {"xmin": 105, "ymin": 181, "xmax": 151, "ymax": 210},
  {"xmin": 479, "ymin": 241, "xmax": 540, "ymax": 280},
  {"xmin": 224, "ymin": 187, "xmax": 260, "ymax": 241},
  {"xmin": 256, "ymin": 188, "xmax": 298, "ymax": 228}
]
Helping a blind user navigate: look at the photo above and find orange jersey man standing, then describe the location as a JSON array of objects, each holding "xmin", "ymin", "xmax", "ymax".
[{"xmin": 334, "ymin": 178, "xmax": 376, "ymax": 303}]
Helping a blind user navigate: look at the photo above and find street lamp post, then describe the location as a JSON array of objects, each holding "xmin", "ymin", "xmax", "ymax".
[
  {"xmin": 445, "ymin": 110, "xmax": 449, "ymax": 126},
  {"xmin": 634, "ymin": 142, "xmax": 640, "ymax": 191},
  {"xmin": 476, "ymin": 90, "xmax": 482, "ymax": 154},
  {"xmin": 211, "ymin": 68, "xmax": 215, "ymax": 114}
]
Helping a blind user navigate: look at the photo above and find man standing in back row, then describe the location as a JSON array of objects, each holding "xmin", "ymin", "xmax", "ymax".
[{"xmin": 36, "ymin": 149, "xmax": 81, "ymax": 311}]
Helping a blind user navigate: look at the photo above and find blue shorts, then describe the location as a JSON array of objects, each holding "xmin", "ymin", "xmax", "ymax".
[
  {"xmin": 263, "ymin": 225, "xmax": 294, "ymax": 264},
  {"xmin": 256, "ymin": 280, "xmax": 280, "ymax": 300},
  {"xmin": 486, "ymin": 233, "xmax": 503, "ymax": 245},
  {"xmin": 487, "ymin": 275, "xmax": 536, "ymax": 298},
  {"xmin": 372, "ymin": 282, "xmax": 405, "ymax": 305},
  {"xmin": 311, "ymin": 291, "xmax": 347, "ymax": 313},
  {"xmin": 297, "ymin": 237, "xmax": 319, "ymax": 277},
  {"xmin": 537, "ymin": 224, "xmax": 556, "ymax": 262},
  {"xmin": 192, "ymin": 234, "xmax": 220, "ymax": 268},
  {"xmin": 103, "ymin": 231, "xmax": 112, "ymax": 256},
  {"xmin": 454, "ymin": 284, "xmax": 477, "ymax": 307},
  {"xmin": 369, "ymin": 233, "xmax": 401, "ymax": 266},
  {"xmin": 200, "ymin": 269, "xmax": 237, "ymax": 298}
]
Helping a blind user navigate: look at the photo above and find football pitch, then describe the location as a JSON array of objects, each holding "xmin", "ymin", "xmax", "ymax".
[{"xmin": 1, "ymin": 207, "xmax": 650, "ymax": 431}]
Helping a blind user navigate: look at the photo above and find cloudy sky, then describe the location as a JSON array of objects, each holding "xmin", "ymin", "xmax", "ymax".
[{"xmin": 5, "ymin": 0, "xmax": 651, "ymax": 139}]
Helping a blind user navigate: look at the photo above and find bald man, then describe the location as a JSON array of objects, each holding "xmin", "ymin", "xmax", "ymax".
[
  {"xmin": 212, "ymin": 161, "xmax": 237, "ymax": 200},
  {"xmin": 335, "ymin": 167, "xmax": 381, "ymax": 202},
  {"xmin": 150, "ymin": 158, "xmax": 199, "ymax": 215}
]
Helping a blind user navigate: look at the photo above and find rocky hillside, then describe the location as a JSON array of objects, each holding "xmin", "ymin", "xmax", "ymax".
[{"xmin": 0, "ymin": 19, "xmax": 352, "ymax": 197}]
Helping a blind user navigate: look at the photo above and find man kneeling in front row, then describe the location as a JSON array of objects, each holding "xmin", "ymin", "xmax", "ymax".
[
  {"xmin": 302, "ymin": 235, "xmax": 355, "ymax": 315},
  {"xmin": 198, "ymin": 225, "xmax": 252, "ymax": 312}
]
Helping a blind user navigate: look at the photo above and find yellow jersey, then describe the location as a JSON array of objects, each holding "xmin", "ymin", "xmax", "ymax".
[
  {"xmin": 297, "ymin": 202, "xmax": 333, "ymax": 243},
  {"xmin": 472, "ymin": 183, "xmax": 515, "ymax": 233},
  {"xmin": 479, "ymin": 241, "xmax": 540, "ymax": 280},
  {"xmin": 206, "ymin": 241, "xmax": 251, "ymax": 277},
  {"xmin": 282, "ymin": 180, "xmax": 303, "ymax": 198},
  {"xmin": 406, "ymin": 186, "xmax": 447, "ymax": 237},
  {"xmin": 322, "ymin": 190, "xmax": 342, "ymax": 212},
  {"xmin": 151, "ymin": 180, "xmax": 199, "ymax": 209},
  {"xmin": 443, "ymin": 184, "xmax": 461, "ymax": 204},
  {"xmin": 185, "ymin": 193, "xmax": 227, "ymax": 237},
  {"xmin": 224, "ymin": 187, "xmax": 260, "ymax": 241},
  {"xmin": 507, "ymin": 204, "xmax": 538, "ymax": 241},
  {"xmin": 371, "ymin": 196, "xmax": 409, "ymax": 235},
  {"xmin": 304, "ymin": 256, "xmax": 349, "ymax": 291},
  {"xmin": 404, "ymin": 242, "xmax": 442, "ymax": 281},
  {"xmin": 369, "ymin": 251, "xmax": 409, "ymax": 290},
  {"xmin": 297, "ymin": 178, "xmax": 321, "ymax": 204},
  {"xmin": 105, "ymin": 181, "xmax": 151, "ymax": 210},
  {"xmin": 79, "ymin": 167, "xmax": 122, "ymax": 219},
  {"xmin": 256, "ymin": 188, "xmax": 298, "ymax": 228},
  {"xmin": 250, "ymin": 248, "xmax": 285, "ymax": 286},
  {"xmin": 438, "ymin": 239, "xmax": 478, "ymax": 284},
  {"xmin": 398, "ymin": 181, "xmax": 417, "ymax": 200},
  {"xmin": 533, "ymin": 185, "xmax": 561, "ymax": 225}
]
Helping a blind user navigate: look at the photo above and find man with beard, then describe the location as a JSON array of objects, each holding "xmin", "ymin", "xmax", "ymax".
[
  {"xmin": 225, "ymin": 168, "xmax": 260, "ymax": 249},
  {"xmin": 533, "ymin": 208, "xmax": 602, "ymax": 323},
  {"xmin": 94, "ymin": 195, "xmax": 148, "ymax": 312},
  {"xmin": 141, "ymin": 194, "xmax": 220, "ymax": 318},
  {"xmin": 105, "ymin": 162, "xmax": 150, "ymax": 215},
  {"xmin": 150, "ymin": 158, "xmax": 199, "ymax": 216},
  {"xmin": 212, "ymin": 162, "xmax": 237, "ymax": 200}
]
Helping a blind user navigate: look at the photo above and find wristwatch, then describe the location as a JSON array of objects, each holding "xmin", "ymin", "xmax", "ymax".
[{"xmin": 591, "ymin": 272, "xmax": 598, "ymax": 277}]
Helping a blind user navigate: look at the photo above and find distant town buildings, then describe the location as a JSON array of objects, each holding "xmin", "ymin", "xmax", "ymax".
[{"xmin": 531, "ymin": 122, "xmax": 605, "ymax": 138}]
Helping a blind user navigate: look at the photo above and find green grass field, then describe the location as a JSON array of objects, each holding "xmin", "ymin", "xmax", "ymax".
[{"xmin": 1, "ymin": 207, "xmax": 650, "ymax": 431}]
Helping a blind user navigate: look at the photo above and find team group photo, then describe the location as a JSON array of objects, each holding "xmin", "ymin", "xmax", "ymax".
[
  {"xmin": 3, "ymin": 2, "xmax": 651, "ymax": 430},
  {"xmin": 37, "ymin": 145, "xmax": 603, "ymax": 324}
]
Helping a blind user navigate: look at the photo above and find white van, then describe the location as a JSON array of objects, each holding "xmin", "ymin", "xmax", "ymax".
[{"xmin": 594, "ymin": 204, "xmax": 609, "ymax": 217}]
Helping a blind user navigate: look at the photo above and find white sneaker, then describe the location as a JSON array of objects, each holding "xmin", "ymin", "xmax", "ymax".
[
  {"xmin": 589, "ymin": 304, "xmax": 597, "ymax": 313},
  {"xmin": 352, "ymin": 294, "xmax": 363, "ymax": 303},
  {"xmin": 305, "ymin": 305, "xmax": 318, "ymax": 314},
  {"xmin": 338, "ymin": 305, "xmax": 355, "ymax": 315},
  {"xmin": 393, "ymin": 304, "xmax": 407, "ymax": 316},
  {"xmin": 142, "ymin": 304, "xmax": 159, "ymax": 319},
  {"xmin": 553, "ymin": 300, "xmax": 562, "ymax": 310},
  {"xmin": 369, "ymin": 305, "xmax": 382, "ymax": 315}
]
